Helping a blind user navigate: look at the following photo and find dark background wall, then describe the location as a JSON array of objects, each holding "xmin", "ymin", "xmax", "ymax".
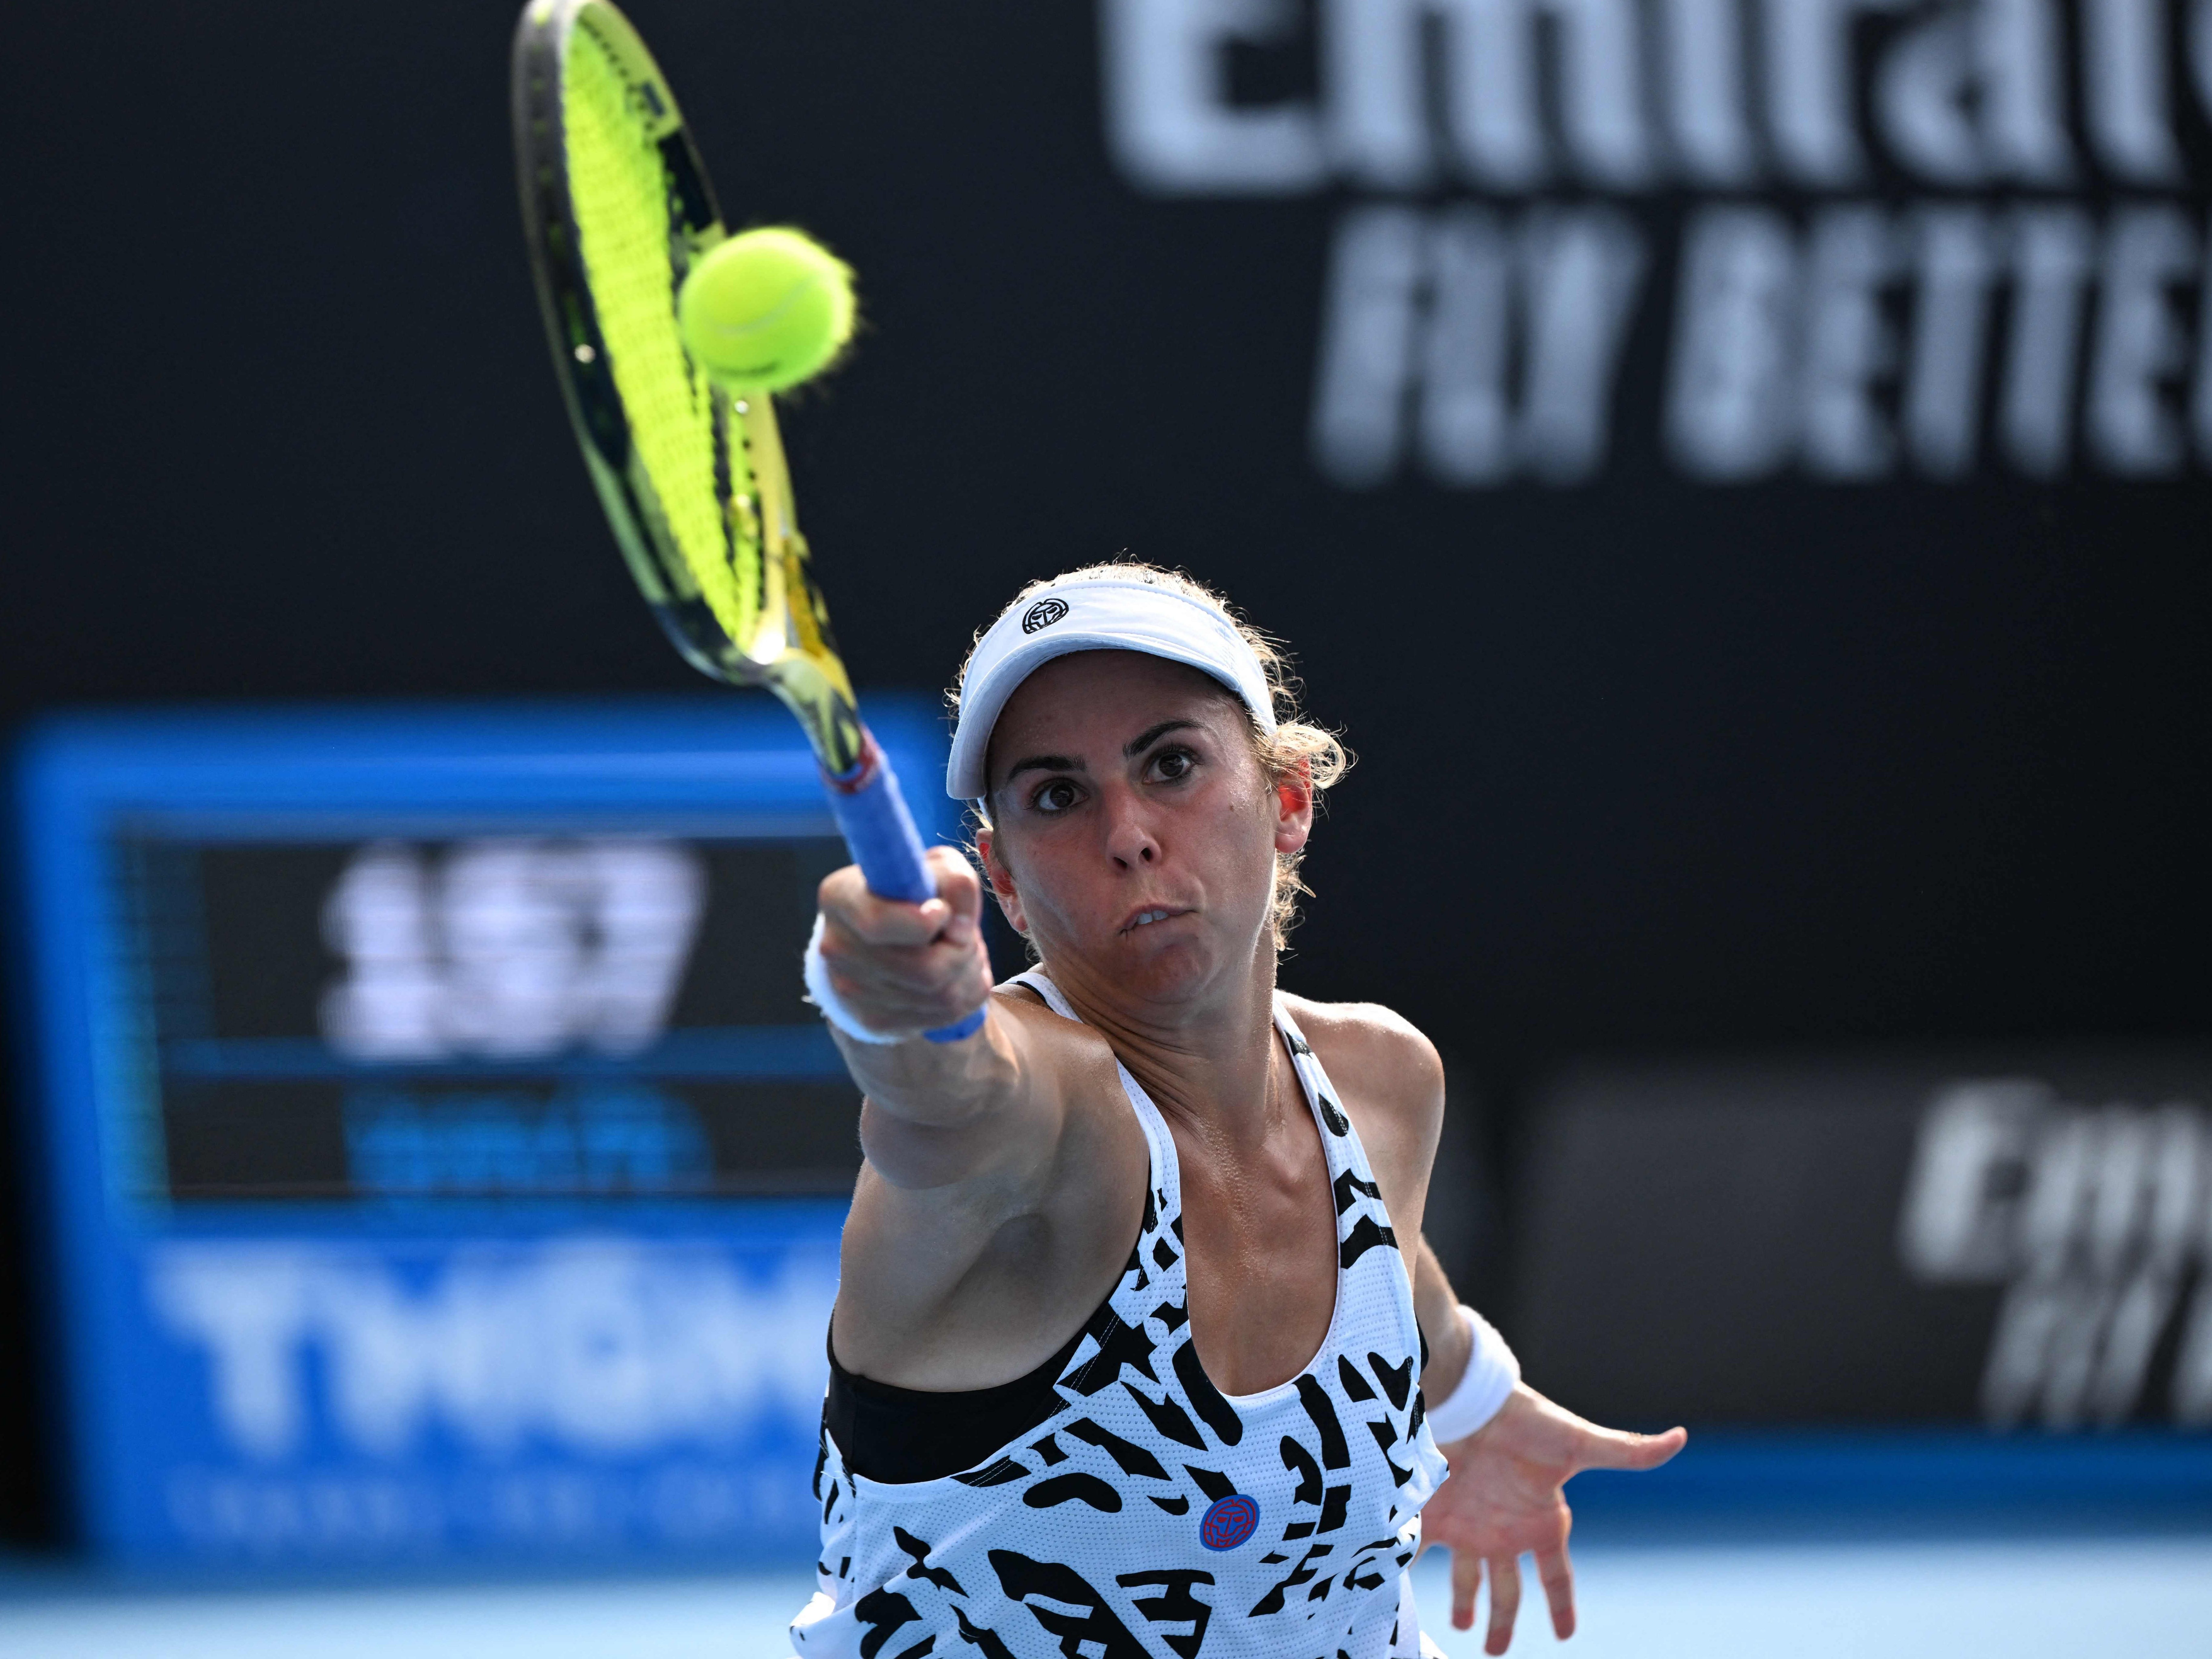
[{"xmin": 2, "ymin": 0, "xmax": 2208, "ymax": 1533}]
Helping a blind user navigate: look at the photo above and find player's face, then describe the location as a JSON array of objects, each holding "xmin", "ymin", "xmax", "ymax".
[{"xmin": 979, "ymin": 651, "xmax": 1312, "ymax": 1012}]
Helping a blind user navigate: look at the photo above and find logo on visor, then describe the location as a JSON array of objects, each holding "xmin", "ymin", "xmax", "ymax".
[{"xmin": 1021, "ymin": 598, "xmax": 1068, "ymax": 634}]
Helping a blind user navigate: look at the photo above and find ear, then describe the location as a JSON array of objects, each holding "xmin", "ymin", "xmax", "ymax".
[
  {"xmin": 1272, "ymin": 754, "xmax": 1315, "ymax": 856},
  {"xmin": 975, "ymin": 826, "xmax": 1030, "ymax": 937}
]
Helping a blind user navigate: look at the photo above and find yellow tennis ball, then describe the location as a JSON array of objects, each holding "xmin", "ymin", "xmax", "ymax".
[{"xmin": 677, "ymin": 227, "xmax": 855, "ymax": 393}]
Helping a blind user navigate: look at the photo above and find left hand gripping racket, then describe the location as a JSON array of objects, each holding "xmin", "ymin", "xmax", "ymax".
[{"xmin": 511, "ymin": 0, "xmax": 982, "ymax": 1041}]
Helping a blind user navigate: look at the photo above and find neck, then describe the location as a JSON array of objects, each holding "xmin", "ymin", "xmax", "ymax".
[{"xmin": 1034, "ymin": 933, "xmax": 1287, "ymax": 1147}]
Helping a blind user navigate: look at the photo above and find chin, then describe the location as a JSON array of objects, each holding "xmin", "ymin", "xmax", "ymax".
[{"xmin": 1117, "ymin": 930, "xmax": 1233, "ymax": 1002}]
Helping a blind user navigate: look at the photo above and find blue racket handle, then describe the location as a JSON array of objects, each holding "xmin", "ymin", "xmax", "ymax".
[{"xmin": 822, "ymin": 732, "xmax": 986, "ymax": 1043}]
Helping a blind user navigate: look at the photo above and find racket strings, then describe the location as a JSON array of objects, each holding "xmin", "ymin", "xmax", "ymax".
[{"xmin": 562, "ymin": 24, "xmax": 758, "ymax": 648}]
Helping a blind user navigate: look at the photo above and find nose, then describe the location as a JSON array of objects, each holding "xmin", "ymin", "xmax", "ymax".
[{"xmin": 1100, "ymin": 784, "xmax": 1159, "ymax": 870}]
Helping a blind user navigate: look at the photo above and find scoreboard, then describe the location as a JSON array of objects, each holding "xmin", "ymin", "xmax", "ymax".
[
  {"xmin": 134, "ymin": 834, "xmax": 861, "ymax": 1204},
  {"xmin": 10, "ymin": 698, "xmax": 958, "ymax": 1563}
]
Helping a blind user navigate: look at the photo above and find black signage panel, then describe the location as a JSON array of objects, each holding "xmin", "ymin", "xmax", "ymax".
[{"xmin": 1510, "ymin": 1050, "xmax": 2212, "ymax": 1427}]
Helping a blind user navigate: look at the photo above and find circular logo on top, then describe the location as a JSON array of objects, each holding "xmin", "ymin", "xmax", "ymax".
[
  {"xmin": 1021, "ymin": 597, "xmax": 1069, "ymax": 634},
  {"xmin": 1198, "ymin": 1494, "xmax": 1259, "ymax": 1551}
]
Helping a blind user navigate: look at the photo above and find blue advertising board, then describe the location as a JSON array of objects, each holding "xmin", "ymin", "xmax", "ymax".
[{"xmin": 9, "ymin": 698, "xmax": 957, "ymax": 1563}]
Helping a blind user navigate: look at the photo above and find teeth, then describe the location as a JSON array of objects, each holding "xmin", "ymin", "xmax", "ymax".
[{"xmin": 1133, "ymin": 909, "xmax": 1168, "ymax": 927}]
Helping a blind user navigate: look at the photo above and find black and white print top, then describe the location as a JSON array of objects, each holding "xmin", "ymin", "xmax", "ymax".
[{"xmin": 791, "ymin": 971, "xmax": 1450, "ymax": 1659}]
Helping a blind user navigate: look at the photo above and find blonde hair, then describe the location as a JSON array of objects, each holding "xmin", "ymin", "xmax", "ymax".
[{"xmin": 951, "ymin": 562, "xmax": 1351, "ymax": 946}]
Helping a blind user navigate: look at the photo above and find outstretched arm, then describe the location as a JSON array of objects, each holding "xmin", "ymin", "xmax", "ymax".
[
  {"xmin": 815, "ymin": 845, "xmax": 1155, "ymax": 1396},
  {"xmin": 814, "ymin": 846, "xmax": 1074, "ymax": 1192},
  {"xmin": 1411, "ymin": 1238, "xmax": 1687, "ymax": 1654},
  {"xmin": 812, "ymin": 846, "xmax": 1001, "ymax": 1126}
]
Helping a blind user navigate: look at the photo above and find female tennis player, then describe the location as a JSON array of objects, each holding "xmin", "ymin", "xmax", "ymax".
[{"xmin": 792, "ymin": 565, "xmax": 1684, "ymax": 1658}]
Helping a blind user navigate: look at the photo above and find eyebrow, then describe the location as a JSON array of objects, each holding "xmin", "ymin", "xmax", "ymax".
[
  {"xmin": 1002, "ymin": 752, "xmax": 1081, "ymax": 785},
  {"xmin": 1124, "ymin": 719, "xmax": 1199, "ymax": 757}
]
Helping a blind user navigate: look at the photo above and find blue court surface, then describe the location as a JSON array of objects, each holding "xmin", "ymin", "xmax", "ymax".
[{"xmin": 2, "ymin": 1528, "xmax": 2209, "ymax": 1658}]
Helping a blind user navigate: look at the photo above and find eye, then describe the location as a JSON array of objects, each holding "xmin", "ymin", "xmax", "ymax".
[
  {"xmin": 1030, "ymin": 778, "xmax": 1082, "ymax": 814},
  {"xmin": 1146, "ymin": 746, "xmax": 1197, "ymax": 783}
]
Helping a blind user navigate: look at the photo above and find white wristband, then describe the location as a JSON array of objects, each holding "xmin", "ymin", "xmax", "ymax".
[
  {"xmin": 802, "ymin": 914, "xmax": 905, "ymax": 1045},
  {"xmin": 1424, "ymin": 1304, "xmax": 1520, "ymax": 1444}
]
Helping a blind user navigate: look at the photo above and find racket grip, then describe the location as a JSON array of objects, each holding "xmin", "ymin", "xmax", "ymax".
[{"xmin": 822, "ymin": 732, "xmax": 987, "ymax": 1043}]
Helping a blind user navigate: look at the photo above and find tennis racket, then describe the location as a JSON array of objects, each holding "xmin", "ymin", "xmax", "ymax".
[{"xmin": 511, "ymin": 0, "xmax": 981, "ymax": 1041}]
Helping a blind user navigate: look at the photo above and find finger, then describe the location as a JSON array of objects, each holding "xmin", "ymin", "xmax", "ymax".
[
  {"xmin": 817, "ymin": 936, "xmax": 934, "ymax": 1002},
  {"xmin": 1575, "ymin": 1423, "xmax": 1688, "ymax": 1474},
  {"xmin": 821, "ymin": 884, "xmax": 956, "ymax": 949},
  {"xmin": 820, "ymin": 862, "xmax": 976, "ymax": 947},
  {"xmin": 925, "ymin": 847, "xmax": 985, "ymax": 931},
  {"xmin": 1451, "ymin": 1548, "xmax": 1479, "ymax": 1631},
  {"xmin": 827, "ymin": 936, "xmax": 990, "ymax": 1011},
  {"xmin": 1483, "ymin": 1555, "xmax": 1521, "ymax": 1656},
  {"xmin": 817, "ymin": 867, "xmax": 928, "ymax": 942},
  {"xmin": 825, "ymin": 956, "xmax": 990, "ymax": 1032},
  {"xmin": 918, "ymin": 856, "xmax": 982, "ymax": 948},
  {"xmin": 831, "ymin": 929, "xmax": 982, "ymax": 988},
  {"xmin": 821, "ymin": 976, "xmax": 965, "ymax": 1033},
  {"xmin": 1536, "ymin": 1541, "xmax": 1576, "ymax": 1641}
]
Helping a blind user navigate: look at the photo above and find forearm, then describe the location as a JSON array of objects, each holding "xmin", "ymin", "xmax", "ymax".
[
  {"xmin": 1411, "ymin": 1233, "xmax": 1523, "ymax": 1443},
  {"xmin": 831, "ymin": 998, "xmax": 1024, "ymax": 1130},
  {"xmin": 1413, "ymin": 1233, "xmax": 1474, "ymax": 1397}
]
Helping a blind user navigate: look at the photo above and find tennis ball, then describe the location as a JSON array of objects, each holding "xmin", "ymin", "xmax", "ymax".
[{"xmin": 677, "ymin": 227, "xmax": 855, "ymax": 393}]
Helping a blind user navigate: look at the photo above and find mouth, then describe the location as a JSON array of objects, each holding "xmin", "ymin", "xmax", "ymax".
[{"xmin": 1119, "ymin": 906, "xmax": 1189, "ymax": 936}]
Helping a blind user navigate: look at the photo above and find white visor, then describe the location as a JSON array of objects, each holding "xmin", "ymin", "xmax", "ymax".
[{"xmin": 947, "ymin": 578, "xmax": 1276, "ymax": 801}]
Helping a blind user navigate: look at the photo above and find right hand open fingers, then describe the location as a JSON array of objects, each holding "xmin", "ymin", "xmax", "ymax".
[
  {"xmin": 1574, "ymin": 1422, "xmax": 1688, "ymax": 1474},
  {"xmin": 1535, "ymin": 1541, "xmax": 1576, "ymax": 1641},
  {"xmin": 1483, "ymin": 1554, "xmax": 1522, "ymax": 1654},
  {"xmin": 1450, "ymin": 1549, "xmax": 1480, "ymax": 1631}
]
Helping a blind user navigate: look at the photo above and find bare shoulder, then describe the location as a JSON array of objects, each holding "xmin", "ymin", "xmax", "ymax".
[
  {"xmin": 1279, "ymin": 995, "xmax": 1444, "ymax": 1239},
  {"xmin": 1278, "ymin": 994, "xmax": 1445, "ymax": 1137},
  {"xmin": 990, "ymin": 977, "xmax": 1119, "ymax": 1068}
]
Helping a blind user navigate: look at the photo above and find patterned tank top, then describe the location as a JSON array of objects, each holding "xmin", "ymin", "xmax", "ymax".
[{"xmin": 791, "ymin": 972, "xmax": 1449, "ymax": 1659}]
